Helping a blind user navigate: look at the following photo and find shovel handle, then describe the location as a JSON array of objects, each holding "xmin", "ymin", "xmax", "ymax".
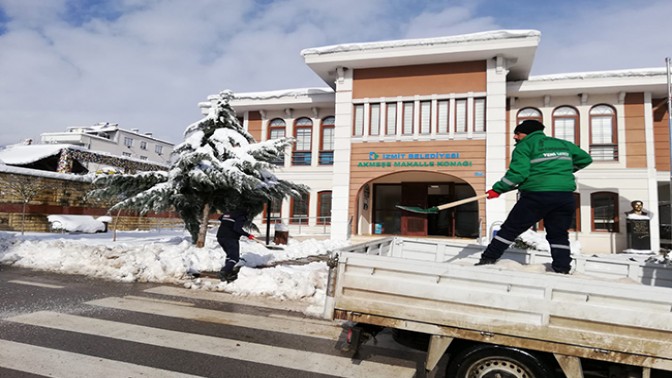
[{"xmin": 436, "ymin": 193, "xmax": 489, "ymax": 211}]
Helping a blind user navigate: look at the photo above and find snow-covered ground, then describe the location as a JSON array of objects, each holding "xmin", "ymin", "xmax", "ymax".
[
  {"xmin": 1, "ymin": 228, "xmax": 666, "ymax": 317},
  {"xmin": 0, "ymin": 229, "xmax": 348, "ymax": 317}
]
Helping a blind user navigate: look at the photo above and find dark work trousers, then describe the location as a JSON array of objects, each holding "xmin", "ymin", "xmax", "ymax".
[
  {"xmin": 218, "ymin": 238, "xmax": 240, "ymax": 273},
  {"xmin": 481, "ymin": 191, "xmax": 575, "ymax": 273}
]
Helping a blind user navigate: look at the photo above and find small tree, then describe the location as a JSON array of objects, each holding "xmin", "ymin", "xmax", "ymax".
[
  {"xmin": 3, "ymin": 174, "xmax": 48, "ymax": 235},
  {"xmin": 90, "ymin": 90, "xmax": 308, "ymax": 247}
]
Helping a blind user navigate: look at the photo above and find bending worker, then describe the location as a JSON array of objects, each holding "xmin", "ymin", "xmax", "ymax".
[
  {"xmin": 217, "ymin": 209, "xmax": 254, "ymax": 282},
  {"xmin": 476, "ymin": 120, "xmax": 592, "ymax": 274}
]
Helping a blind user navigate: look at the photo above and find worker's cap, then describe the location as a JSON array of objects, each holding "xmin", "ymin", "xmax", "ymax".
[{"xmin": 514, "ymin": 120, "xmax": 545, "ymax": 135}]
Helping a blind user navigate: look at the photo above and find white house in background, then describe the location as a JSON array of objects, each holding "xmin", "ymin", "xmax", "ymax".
[{"xmin": 40, "ymin": 122, "xmax": 174, "ymax": 168}]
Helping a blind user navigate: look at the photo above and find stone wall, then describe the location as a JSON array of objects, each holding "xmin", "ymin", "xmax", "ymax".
[{"xmin": 0, "ymin": 167, "xmax": 182, "ymax": 233}]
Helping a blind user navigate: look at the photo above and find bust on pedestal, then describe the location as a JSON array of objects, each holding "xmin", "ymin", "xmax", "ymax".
[{"xmin": 624, "ymin": 200, "xmax": 652, "ymax": 254}]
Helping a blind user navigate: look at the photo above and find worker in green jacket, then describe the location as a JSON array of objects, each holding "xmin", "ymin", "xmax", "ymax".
[{"xmin": 476, "ymin": 120, "xmax": 593, "ymax": 274}]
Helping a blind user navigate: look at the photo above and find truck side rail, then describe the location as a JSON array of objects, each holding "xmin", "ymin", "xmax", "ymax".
[{"xmin": 336, "ymin": 236, "xmax": 672, "ymax": 287}]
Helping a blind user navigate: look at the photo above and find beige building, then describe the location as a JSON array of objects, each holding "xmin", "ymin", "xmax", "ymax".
[{"xmin": 201, "ymin": 30, "xmax": 671, "ymax": 254}]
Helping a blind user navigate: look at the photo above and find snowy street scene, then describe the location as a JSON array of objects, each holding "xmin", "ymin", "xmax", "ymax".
[{"xmin": 2, "ymin": 0, "xmax": 672, "ymax": 377}]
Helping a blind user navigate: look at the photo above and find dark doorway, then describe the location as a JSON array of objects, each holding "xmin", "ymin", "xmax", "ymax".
[{"xmin": 373, "ymin": 182, "xmax": 478, "ymax": 237}]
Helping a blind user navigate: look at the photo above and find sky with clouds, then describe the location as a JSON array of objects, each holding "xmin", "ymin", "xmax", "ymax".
[{"xmin": 0, "ymin": 0, "xmax": 671, "ymax": 147}]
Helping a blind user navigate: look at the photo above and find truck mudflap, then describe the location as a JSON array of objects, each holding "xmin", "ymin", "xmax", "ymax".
[{"xmin": 339, "ymin": 322, "xmax": 383, "ymax": 357}]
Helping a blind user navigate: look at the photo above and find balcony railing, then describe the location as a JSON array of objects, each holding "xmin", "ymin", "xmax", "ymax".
[
  {"xmin": 291, "ymin": 152, "xmax": 312, "ymax": 166},
  {"xmin": 589, "ymin": 144, "xmax": 618, "ymax": 161},
  {"xmin": 318, "ymin": 151, "xmax": 334, "ymax": 165}
]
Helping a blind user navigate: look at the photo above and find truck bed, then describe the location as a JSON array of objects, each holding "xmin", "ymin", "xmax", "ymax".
[{"xmin": 328, "ymin": 237, "xmax": 672, "ymax": 372}]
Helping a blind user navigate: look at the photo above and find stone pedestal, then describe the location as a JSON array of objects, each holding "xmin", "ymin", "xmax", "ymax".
[{"xmin": 624, "ymin": 218, "xmax": 651, "ymax": 253}]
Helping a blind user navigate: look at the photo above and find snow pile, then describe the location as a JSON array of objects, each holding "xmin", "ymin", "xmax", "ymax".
[
  {"xmin": 0, "ymin": 230, "xmax": 348, "ymax": 315},
  {"xmin": 46, "ymin": 215, "xmax": 108, "ymax": 233}
]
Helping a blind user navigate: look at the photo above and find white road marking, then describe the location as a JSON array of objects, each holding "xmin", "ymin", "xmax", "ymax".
[
  {"xmin": 144, "ymin": 285, "xmax": 315, "ymax": 313},
  {"xmin": 6, "ymin": 311, "xmax": 416, "ymax": 378},
  {"xmin": 8, "ymin": 280, "xmax": 64, "ymax": 289},
  {"xmin": 86, "ymin": 296, "xmax": 343, "ymax": 340},
  {"xmin": 0, "ymin": 339, "xmax": 200, "ymax": 378}
]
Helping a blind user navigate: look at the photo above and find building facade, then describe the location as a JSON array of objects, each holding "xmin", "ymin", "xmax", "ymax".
[
  {"xmin": 40, "ymin": 122, "xmax": 174, "ymax": 171},
  {"xmin": 200, "ymin": 30, "xmax": 671, "ymax": 254}
]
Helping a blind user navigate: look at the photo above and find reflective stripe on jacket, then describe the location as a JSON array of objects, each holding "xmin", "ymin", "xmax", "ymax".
[{"xmin": 492, "ymin": 131, "xmax": 592, "ymax": 193}]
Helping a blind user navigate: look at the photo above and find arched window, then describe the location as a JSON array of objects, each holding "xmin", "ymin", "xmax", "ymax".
[
  {"xmin": 292, "ymin": 117, "xmax": 313, "ymax": 166},
  {"xmin": 516, "ymin": 107, "xmax": 542, "ymax": 124},
  {"xmin": 590, "ymin": 104, "xmax": 617, "ymax": 161},
  {"xmin": 552, "ymin": 106, "xmax": 579, "ymax": 144},
  {"xmin": 290, "ymin": 193, "xmax": 310, "ymax": 225},
  {"xmin": 317, "ymin": 191, "xmax": 332, "ymax": 225},
  {"xmin": 268, "ymin": 118, "xmax": 286, "ymax": 165},
  {"xmin": 591, "ymin": 191, "xmax": 619, "ymax": 232},
  {"xmin": 268, "ymin": 118, "xmax": 286, "ymax": 139},
  {"xmin": 319, "ymin": 116, "xmax": 335, "ymax": 165}
]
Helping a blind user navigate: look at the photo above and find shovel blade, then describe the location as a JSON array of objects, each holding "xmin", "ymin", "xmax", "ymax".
[{"xmin": 395, "ymin": 205, "xmax": 439, "ymax": 214}]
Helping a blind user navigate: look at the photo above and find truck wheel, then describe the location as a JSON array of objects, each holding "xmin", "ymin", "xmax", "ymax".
[{"xmin": 446, "ymin": 344, "xmax": 554, "ymax": 378}]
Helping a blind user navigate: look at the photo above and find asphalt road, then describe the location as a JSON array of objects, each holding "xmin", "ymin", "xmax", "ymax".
[{"xmin": 0, "ymin": 265, "xmax": 429, "ymax": 378}]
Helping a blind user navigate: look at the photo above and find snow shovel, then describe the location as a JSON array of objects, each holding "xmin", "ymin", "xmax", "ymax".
[
  {"xmin": 250, "ymin": 237, "xmax": 285, "ymax": 250},
  {"xmin": 396, "ymin": 193, "xmax": 489, "ymax": 214}
]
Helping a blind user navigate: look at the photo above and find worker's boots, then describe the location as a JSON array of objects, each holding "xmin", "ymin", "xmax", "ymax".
[{"xmin": 474, "ymin": 258, "xmax": 497, "ymax": 266}]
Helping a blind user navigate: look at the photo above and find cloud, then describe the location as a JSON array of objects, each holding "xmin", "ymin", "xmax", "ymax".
[{"xmin": 0, "ymin": 0, "xmax": 670, "ymax": 147}]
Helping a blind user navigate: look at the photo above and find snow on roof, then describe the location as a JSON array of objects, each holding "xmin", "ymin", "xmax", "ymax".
[
  {"xmin": 0, "ymin": 144, "xmax": 80, "ymax": 165},
  {"xmin": 209, "ymin": 87, "xmax": 334, "ymax": 101},
  {"xmin": 300, "ymin": 29, "xmax": 541, "ymax": 56},
  {"xmin": 0, "ymin": 163, "xmax": 93, "ymax": 182},
  {"xmin": 64, "ymin": 122, "xmax": 119, "ymax": 132},
  {"xmin": 526, "ymin": 67, "xmax": 667, "ymax": 82}
]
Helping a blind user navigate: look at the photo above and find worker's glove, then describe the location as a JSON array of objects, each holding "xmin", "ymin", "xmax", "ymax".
[
  {"xmin": 486, "ymin": 189, "xmax": 500, "ymax": 199},
  {"xmin": 248, "ymin": 234, "xmax": 255, "ymax": 240}
]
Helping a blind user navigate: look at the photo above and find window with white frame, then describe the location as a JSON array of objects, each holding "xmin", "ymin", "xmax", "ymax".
[
  {"xmin": 155, "ymin": 145, "xmax": 163, "ymax": 155},
  {"xmin": 268, "ymin": 118, "xmax": 286, "ymax": 165},
  {"xmin": 455, "ymin": 99, "xmax": 467, "ymax": 133},
  {"xmin": 386, "ymin": 103, "xmax": 397, "ymax": 135},
  {"xmin": 437, "ymin": 100, "xmax": 449, "ymax": 134},
  {"xmin": 517, "ymin": 107, "xmax": 542, "ymax": 123},
  {"xmin": 590, "ymin": 104, "xmax": 617, "ymax": 161},
  {"xmin": 293, "ymin": 117, "xmax": 312, "ymax": 166},
  {"xmin": 420, "ymin": 101, "xmax": 431, "ymax": 134},
  {"xmin": 353, "ymin": 104, "xmax": 364, "ymax": 136},
  {"xmin": 269, "ymin": 118, "xmax": 286, "ymax": 139},
  {"xmin": 319, "ymin": 116, "xmax": 335, "ymax": 165},
  {"xmin": 402, "ymin": 102, "xmax": 413, "ymax": 135},
  {"xmin": 140, "ymin": 141, "xmax": 147, "ymax": 150},
  {"xmin": 124, "ymin": 137, "xmax": 133, "ymax": 148},
  {"xmin": 370, "ymin": 104, "xmax": 381, "ymax": 136},
  {"xmin": 474, "ymin": 98, "xmax": 485, "ymax": 132},
  {"xmin": 553, "ymin": 106, "xmax": 578, "ymax": 144}
]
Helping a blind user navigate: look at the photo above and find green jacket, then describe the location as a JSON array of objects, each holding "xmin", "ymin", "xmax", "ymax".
[{"xmin": 493, "ymin": 131, "xmax": 592, "ymax": 193}]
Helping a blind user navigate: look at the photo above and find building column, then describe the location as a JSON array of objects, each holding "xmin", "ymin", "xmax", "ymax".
[
  {"xmin": 331, "ymin": 67, "xmax": 354, "ymax": 241},
  {"xmin": 484, "ymin": 56, "xmax": 510, "ymax": 236}
]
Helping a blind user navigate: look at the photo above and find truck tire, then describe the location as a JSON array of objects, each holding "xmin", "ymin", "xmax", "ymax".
[{"xmin": 446, "ymin": 344, "xmax": 554, "ymax": 378}]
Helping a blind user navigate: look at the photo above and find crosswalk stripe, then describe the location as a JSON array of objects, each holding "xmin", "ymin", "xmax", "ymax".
[
  {"xmin": 8, "ymin": 279, "xmax": 64, "ymax": 289},
  {"xmin": 6, "ymin": 311, "xmax": 416, "ymax": 378},
  {"xmin": 0, "ymin": 339, "xmax": 200, "ymax": 378},
  {"xmin": 86, "ymin": 296, "xmax": 343, "ymax": 340},
  {"xmin": 144, "ymin": 285, "xmax": 315, "ymax": 313}
]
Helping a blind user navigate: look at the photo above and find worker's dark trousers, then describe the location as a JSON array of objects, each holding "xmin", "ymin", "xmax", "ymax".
[
  {"xmin": 218, "ymin": 238, "xmax": 240, "ymax": 273},
  {"xmin": 481, "ymin": 191, "xmax": 575, "ymax": 273}
]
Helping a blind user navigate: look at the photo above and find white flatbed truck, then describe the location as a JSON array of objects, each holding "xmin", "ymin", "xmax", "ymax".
[{"xmin": 325, "ymin": 237, "xmax": 672, "ymax": 377}]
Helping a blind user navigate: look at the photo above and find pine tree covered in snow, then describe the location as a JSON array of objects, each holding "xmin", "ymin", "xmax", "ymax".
[{"xmin": 89, "ymin": 90, "xmax": 308, "ymax": 246}]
